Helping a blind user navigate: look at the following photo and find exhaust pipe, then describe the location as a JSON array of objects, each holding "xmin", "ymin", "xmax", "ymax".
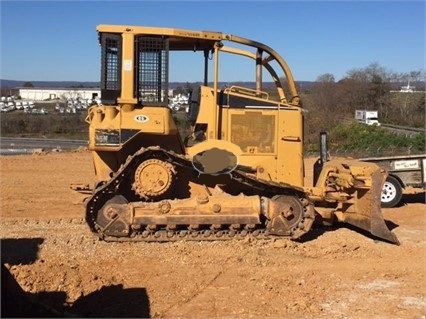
[{"xmin": 313, "ymin": 131, "xmax": 329, "ymax": 186}]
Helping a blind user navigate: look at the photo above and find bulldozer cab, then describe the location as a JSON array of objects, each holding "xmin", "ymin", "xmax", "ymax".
[{"xmin": 92, "ymin": 25, "xmax": 305, "ymax": 186}]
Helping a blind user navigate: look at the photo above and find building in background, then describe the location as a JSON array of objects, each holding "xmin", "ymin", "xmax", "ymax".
[{"xmin": 18, "ymin": 88, "xmax": 101, "ymax": 101}]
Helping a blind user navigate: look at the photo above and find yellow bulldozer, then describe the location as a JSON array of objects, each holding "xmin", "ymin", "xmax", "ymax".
[{"xmin": 83, "ymin": 24, "xmax": 399, "ymax": 245}]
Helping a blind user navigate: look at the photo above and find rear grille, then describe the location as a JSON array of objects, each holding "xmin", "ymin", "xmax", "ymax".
[{"xmin": 230, "ymin": 112, "xmax": 275, "ymax": 153}]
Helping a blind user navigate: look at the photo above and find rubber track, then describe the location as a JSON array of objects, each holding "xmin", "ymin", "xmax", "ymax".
[{"xmin": 85, "ymin": 146, "xmax": 312, "ymax": 242}]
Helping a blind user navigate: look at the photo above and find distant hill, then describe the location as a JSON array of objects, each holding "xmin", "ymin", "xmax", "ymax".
[
  {"xmin": 2, "ymin": 79, "xmax": 424, "ymax": 92},
  {"xmin": 0, "ymin": 79, "xmax": 100, "ymax": 89}
]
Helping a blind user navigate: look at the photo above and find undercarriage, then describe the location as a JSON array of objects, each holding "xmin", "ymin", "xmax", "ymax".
[{"xmin": 85, "ymin": 147, "xmax": 316, "ymax": 242}]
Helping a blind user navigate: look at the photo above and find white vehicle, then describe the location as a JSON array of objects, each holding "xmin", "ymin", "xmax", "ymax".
[
  {"xmin": 15, "ymin": 101, "xmax": 23, "ymax": 110},
  {"xmin": 170, "ymin": 93, "xmax": 189, "ymax": 106},
  {"xmin": 1, "ymin": 102, "xmax": 14, "ymax": 112},
  {"xmin": 355, "ymin": 110, "xmax": 380, "ymax": 126},
  {"xmin": 7, "ymin": 101, "xmax": 15, "ymax": 111},
  {"xmin": 168, "ymin": 102, "xmax": 180, "ymax": 111},
  {"xmin": 93, "ymin": 97, "xmax": 102, "ymax": 105}
]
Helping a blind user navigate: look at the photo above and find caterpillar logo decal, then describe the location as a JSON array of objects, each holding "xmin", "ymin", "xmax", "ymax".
[{"xmin": 134, "ymin": 115, "xmax": 149, "ymax": 123}]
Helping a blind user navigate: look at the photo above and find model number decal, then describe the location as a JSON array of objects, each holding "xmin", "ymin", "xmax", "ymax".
[{"xmin": 134, "ymin": 115, "xmax": 149, "ymax": 123}]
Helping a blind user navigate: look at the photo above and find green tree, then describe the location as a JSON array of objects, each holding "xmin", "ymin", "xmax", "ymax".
[
  {"xmin": 303, "ymin": 63, "xmax": 425, "ymax": 149},
  {"xmin": 22, "ymin": 81, "xmax": 34, "ymax": 87}
]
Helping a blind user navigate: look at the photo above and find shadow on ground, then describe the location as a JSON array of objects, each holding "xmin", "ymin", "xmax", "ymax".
[
  {"xmin": 400, "ymin": 192, "xmax": 426, "ymax": 205},
  {"xmin": 1, "ymin": 238, "xmax": 151, "ymax": 318}
]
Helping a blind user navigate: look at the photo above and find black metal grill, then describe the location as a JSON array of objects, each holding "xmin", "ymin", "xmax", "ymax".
[
  {"xmin": 105, "ymin": 43, "xmax": 119, "ymax": 90},
  {"xmin": 100, "ymin": 33, "xmax": 122, "ymax": 104},
  {"xmin": 136, "ymin": 37, "xmax": 169, "ymax": 105}
]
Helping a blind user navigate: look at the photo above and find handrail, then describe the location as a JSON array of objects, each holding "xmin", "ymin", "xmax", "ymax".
[{"xmin": 226, "ymin": 86, "xmax": 269, "ymax": 100}]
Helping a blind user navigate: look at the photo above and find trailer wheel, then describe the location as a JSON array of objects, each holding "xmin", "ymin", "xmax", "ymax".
[{"xmin": 381, "ymin": 175, "xmax": 403, "ymax": 208}]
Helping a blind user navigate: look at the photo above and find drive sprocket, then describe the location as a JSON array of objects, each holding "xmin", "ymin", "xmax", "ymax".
[{"xmin": 132, "ymin": 158, "xmax": 175, "ymax": 198}]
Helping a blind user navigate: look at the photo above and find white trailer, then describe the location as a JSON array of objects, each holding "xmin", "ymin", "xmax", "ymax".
[
  {"xmin": 360, "ymin": 154, "xmax": 426, "ymax": 207},
  {"xmin": 355, "ymin": 110, "xmax": 380, "ymax": 126}
]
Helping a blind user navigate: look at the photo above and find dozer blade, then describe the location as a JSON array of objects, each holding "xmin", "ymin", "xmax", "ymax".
[
  {"xmin": 313, "ymin": 160, "xmax": 400, "ymax": 245},
  {"xmin": 342, "ymin": 167, "xmax": 399, "ymax": 245}
]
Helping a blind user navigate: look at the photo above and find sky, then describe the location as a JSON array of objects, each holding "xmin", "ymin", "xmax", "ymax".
[{"xmin": 0, "ymin": 0, "xmax": 425, "ymax": 83}]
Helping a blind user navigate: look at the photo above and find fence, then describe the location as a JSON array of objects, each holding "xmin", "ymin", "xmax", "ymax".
[{"xmin": 305, "ymin": 146, "xmax": 425, "ymax": 159}]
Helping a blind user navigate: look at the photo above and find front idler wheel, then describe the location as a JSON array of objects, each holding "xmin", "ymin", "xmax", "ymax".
[{"xmin": 96, "ymin": 195, "xmax": 131, "ymax": 237}]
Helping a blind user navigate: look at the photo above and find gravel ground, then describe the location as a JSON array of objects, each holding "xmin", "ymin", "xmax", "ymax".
[{"xmin": 1, "ymin": 150, "xmax": 425, "ymax": 318}]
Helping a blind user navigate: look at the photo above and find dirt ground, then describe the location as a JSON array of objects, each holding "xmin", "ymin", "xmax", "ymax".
[{"xmin": 1, "ymin": 150, "xmax": 425, "ymax": 318}]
